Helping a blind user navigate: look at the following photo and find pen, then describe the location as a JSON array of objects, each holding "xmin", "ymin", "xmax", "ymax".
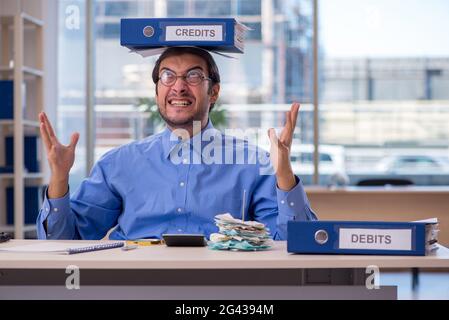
[
  {"xmin": 241, "ymin": 189, "xmax": 246, "ymax": 222},
  {"xmin": 121, "ymin": 244, "xmax": 138, "ymax": 251},
  {"xmin": 126, "ymin": 239, "xmax": 163, "ymax": 246}
]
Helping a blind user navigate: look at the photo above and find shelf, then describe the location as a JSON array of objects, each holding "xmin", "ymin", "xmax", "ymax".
[
  {"xmin": 0, "ymin": 224, "xmax": 36, "ymax": 233},
  {"xmin": 0, "ymin": 119, "xmax": 40, "ymax": 127},
  {"xmin": 0, "ymin": 173, "xmax": 44, "ymax": 179},
  {"xmin": 22, "ymin": 66, "xmax": 44, "ymax": 77},
  {"xmin": 0, "ymin": 14, "xmax": 44, "ymax": 28},
  {"xmin": 1, "ymin": 7, "xmax": 45, "ymax": 240},
  {"xmin": 0, "ymin": 66, "xmax": 11, "ymax": 73},
  {"xmin": 21, "ymin": 13, "xmax": 44, "ymax": 27},
  {"xmin": 0, "ymin": 65, "xmax": 44, "ymax": 78}
]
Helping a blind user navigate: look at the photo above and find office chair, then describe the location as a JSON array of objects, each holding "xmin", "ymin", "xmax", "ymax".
[{"xmin": 356, "ymin": 179, "xmax": 414, "ymax": 186}]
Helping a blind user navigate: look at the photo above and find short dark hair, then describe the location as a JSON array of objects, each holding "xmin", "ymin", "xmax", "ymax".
[{"xmin": 152, "ymin": 47, "xmax": 221, "ymax": 110}]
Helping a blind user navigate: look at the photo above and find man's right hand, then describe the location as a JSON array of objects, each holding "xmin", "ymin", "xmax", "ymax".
[{"xmin": 39, "ymin": 112, "xmax": 79, "ymax": 198}]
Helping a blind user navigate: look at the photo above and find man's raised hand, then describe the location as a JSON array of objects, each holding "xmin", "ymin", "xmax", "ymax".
[
  {"xmin": 268, "ymin": 102, "xmax": 300, "ymax": 191},
  {"xmin": 39, "ymin": 112, "xmax": 79, "ymax": 198}
]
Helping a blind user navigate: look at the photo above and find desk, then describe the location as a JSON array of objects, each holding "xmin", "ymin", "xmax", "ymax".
[{"xmin": 1, "ymin": 240, "xmax": 449, "ymax": 300}]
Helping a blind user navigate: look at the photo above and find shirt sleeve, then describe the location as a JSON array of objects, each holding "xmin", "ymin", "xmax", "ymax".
[
  {"xmin": 36, "ymin": 157, "xmax": 123, "ymax": 240},
  {"xmin": 251, "ymin": 173, "xmax": 317, "ymax": 241},
  {"xmin": 36, "ymin": 188, "xmax": 76, "ymax": 239},
  {"xmin": 276, "ymin": 176, "xmax": 318, "ymax": 220},
  {"xmin": 274, "ymin": 176, "xmax": 318, "ymax": 238}
]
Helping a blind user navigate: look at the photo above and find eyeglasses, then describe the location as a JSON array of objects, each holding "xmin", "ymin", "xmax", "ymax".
[{"xmin": 158, "ymin": 69, "xmax": 211, "ymax": 86}]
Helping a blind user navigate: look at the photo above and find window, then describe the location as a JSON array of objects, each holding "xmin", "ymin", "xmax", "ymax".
[
  {"xmin": 58, "ymin": 0, "xmax": 449, "ymax": 188},
  {"xmin": 167, "ymin": 0, "xmax": 186, "ymax": 16},
  {"xmin": 320, "ymin": 0, "xmax": 449, "ymax": 186},
  {"xmin": 84, "ymin": 0, "xmax": 315, "ymax": 185},
  {"xmin": 243, "ymin": 22, "xmax": 261, "ymax": 40},
  {"xmin": 102, "ymin": 1, "xmax": 138, "ymax": 16},
  {"xmin": 237, "ymin": 0, "xmax": 261, "ymax": 15},
  {"xmin": 96, "ymin": 22, "xmax": 120, "ymax": 39},
  {"xmin": 194, "ymin": 0, "xmax": 232, "ymax": 16},
  {"xmin": 58, "ymin": 0, "xmax": 87, "ymax": 190}
]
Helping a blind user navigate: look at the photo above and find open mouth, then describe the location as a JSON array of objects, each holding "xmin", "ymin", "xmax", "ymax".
[{"xmin": 167, "ymin": 98, "xmax": 193, "ymax": 107}]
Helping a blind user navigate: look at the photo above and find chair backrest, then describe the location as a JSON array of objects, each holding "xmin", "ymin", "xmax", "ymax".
[{"xmin": 356, "ymin": 179, "xmax": 414, "ymax": 186}]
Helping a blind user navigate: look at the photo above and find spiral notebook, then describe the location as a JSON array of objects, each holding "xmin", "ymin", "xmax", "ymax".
[{"xmin": 0, "ymin": 241, "xmax": 124, "ymax": 255}]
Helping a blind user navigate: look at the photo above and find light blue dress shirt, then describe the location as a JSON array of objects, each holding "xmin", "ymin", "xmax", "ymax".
[{"xmin": 36, "ymin": 121, "xmax": 317, "ymax": 240}]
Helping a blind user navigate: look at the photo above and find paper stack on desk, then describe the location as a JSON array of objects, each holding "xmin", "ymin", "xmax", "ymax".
[
  {"xmin": 208, "ymin": 213, "xmax": 272, "ymax": 251},
  {"xmin": 417, "ymin": 218, "xmax": 440, "ymax": 254}
]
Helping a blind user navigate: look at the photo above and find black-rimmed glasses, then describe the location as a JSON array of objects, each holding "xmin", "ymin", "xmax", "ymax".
[{"xmin": 158, "ymin": 69, "xmax": 211, "ymax": 86}]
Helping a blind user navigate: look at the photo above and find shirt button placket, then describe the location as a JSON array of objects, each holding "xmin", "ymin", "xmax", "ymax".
[{"xmin": 175, "ymin": 150, "xmax": 190, "ymax": 222}]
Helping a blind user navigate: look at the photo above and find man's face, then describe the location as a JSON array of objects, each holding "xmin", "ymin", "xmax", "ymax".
[{"xmin": 156, "ymin": 53, "xmax": 219, "ymax": 128}]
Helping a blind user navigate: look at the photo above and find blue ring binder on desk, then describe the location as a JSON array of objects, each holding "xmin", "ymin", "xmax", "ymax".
[{"xmin": 287, "ymin": 220, "xmax": 434, "ymax": 256}]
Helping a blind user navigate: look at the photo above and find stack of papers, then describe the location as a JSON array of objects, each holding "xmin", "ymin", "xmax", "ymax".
[
  {"xmin": 232, "ymin": 20, "xmax": 249, "ymax": 53},
  {"xmin": 129, "ymin": 46, "xmax": 239, "ymax": 59},
  {"xmin": 415, "ymin": 218, "xmax": 440, "ymax": 254},
  {"xmin": 208, "ymin": 213, "xmax": 273, "ymax": 251}
]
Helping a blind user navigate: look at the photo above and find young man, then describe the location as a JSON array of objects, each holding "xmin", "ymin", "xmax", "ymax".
[{"xmin": 37, "ymin": 47, "xmax": 317, "ymax": 240}]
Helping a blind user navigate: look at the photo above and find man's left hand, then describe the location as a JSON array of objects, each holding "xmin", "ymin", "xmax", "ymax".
[{"xmin": 268, "ymin": 102, "xmax": 300, "ymax": 191}]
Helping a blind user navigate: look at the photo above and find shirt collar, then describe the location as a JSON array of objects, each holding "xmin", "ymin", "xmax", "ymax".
[{"xmin": 161, "ymin": 120, "xmax": 217, "ymax": 159}]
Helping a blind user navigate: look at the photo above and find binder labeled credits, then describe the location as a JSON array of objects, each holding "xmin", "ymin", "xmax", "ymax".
[
  {"xmin": 287, "ymin": 219, "xmax": 439, "ymax": 256},
  {"xmin": 120, "ymin": 18, "xmax": 248, "ymax": 54}
]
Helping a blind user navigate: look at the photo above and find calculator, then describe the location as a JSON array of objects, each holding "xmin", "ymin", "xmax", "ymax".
[{"xmin": 162, "ymin": 234, "xmax": 206, "ymax": 247}]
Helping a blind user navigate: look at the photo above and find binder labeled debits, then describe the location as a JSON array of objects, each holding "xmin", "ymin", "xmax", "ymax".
[
  {"xmin": 287, "ymin": 219, "xmax": 439, "ymax": 256},
  {"xmin": 120, "ymin": 18, "xmax": 249, "ymax": 56}
]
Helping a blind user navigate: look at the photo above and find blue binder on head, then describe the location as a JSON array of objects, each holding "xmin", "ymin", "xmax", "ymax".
[
  {"xmin": 120, "ymin": 18, "xmax": 247, "ymax": 54},
  {"xmin": 287, "ymin": 220, "xmax": 435, "ymax": 256}
]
